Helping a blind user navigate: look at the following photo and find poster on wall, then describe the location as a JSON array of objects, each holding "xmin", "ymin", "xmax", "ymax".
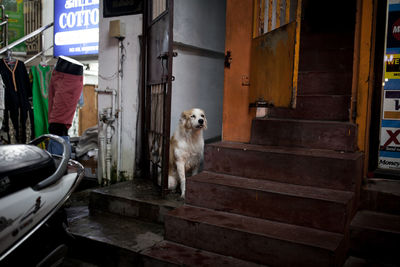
[
  {"xmin": 2, "ymin": 0, "xmax": 25, "ymax": 52},
  {"xmin": 54, "ymin": 0, "xmax": 99, "ymax": 57},
  {"xmin": 379, "ymin": 3, "xmax": 400, "ymax": 170}
]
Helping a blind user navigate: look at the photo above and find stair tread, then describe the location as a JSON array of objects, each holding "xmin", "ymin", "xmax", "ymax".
[
  {"xmin": 67, "ymin": 206, "xmax": 164, "ymax": 252},
  {"xmin": 351, "ymin": 210, "xmax": 400, "ymax": 234},
  {"xmin": 142, "ymin": 241, "xmax": 263, "ymax": 267},
  {"xmin": 167, "ymin": 205, "xmax": 343, "ymax": 251},
  {"xmin": 91, "ymin": 180, "xmax": 183, "ymax": 208},
  {"xmin": 364, "ymin": 178, "xmax": 400, "ymax": 196},
  {"xmin": 191, "ymin": 171, "xmax": 354, "ymax": 204},
  {"xmin": 254, "ymin": 117, "xmax": 356, "ymax": 126},
  {"xmin": 209, "ymin": 141, "xmax": 363, "ymax": 160}
]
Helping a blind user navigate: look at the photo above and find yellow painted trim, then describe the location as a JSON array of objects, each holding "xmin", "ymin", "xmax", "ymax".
[
  {"xmin": 291, "ymin": 0, "xmax": 302, "ymax": 108},
  {"xmin": 354, "ymin": 0, "xmax": 377, "ymax": 177}
]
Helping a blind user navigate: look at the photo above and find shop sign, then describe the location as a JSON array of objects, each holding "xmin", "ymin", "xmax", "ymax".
[
  {"xmin": 3, "ymin": 0, "xmax": 25, "ymax": 52},
  {"xmin": 383, "ymin": 90, "xmax": 400, "ymax": 119},
  {"xmin": 385, "ymin": 54, "xmax": 400, "ymax": 79},
  {"xmin": 54, "ymin": 0, "xmax": 99, "ymax": 57},
  {"xmin": 379, "ymin": 120, "xmax": 400, "ymax": 169}
]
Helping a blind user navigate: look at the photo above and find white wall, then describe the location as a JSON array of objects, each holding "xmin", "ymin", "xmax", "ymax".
[
  {"xmin": 42, "ymin": 0, "xmax": 54, "ymax": 56},
  {"xmin": 98, "ymin": 2, "xmax": 142, "ymax": 179},
  {"xmin": 171, "ymin": 50, "xmax": 224, "ymax": 140},
  {"xmin": 173, "ymin": 0, "xmax": 226, "ymax": 52},
  {"xmin": 171, "ymin": 0, "xmax": 226, "ymax": 140}
]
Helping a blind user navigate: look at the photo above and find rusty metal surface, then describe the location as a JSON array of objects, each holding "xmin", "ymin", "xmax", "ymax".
[
  {"xmin": 144, "ymin": 0, "xmax": 174, "ymax": 195},
  {"xmin": 249, "ymin": 21, "xmax": 296, "ymax": 108}
]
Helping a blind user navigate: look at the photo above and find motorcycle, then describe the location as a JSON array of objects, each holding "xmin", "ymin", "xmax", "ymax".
[{"xmin": 0, "ymin": 134, "xmax": 84, "ymax": 266}]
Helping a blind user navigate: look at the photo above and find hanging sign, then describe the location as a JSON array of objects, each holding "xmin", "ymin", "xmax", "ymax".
[
  {"xmin": 54, "ymin": 0, "xmax": 99, "ymax": 57},
  {"xmin": 3, "ymin": 0, "xmax": 25, "ymax": 52}
]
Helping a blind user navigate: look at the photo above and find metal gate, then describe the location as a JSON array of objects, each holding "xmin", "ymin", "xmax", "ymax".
[{"xmin": 144, "ymin": 0, "xmax": 174, "ymax": 195}]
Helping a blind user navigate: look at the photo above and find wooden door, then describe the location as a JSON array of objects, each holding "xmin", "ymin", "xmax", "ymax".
[{"xmin": 79, "ymin": 84, "xmax": 98, "ymax": 136}]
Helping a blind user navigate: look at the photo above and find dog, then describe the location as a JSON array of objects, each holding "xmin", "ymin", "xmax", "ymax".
[{"xmin": 167, "ymin": 108, "xmax": 207, "ymax": 198}]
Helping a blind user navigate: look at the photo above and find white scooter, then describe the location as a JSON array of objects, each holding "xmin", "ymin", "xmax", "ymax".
[{"xmin": 0, "ymin": 134, "xmax": 84, "ymax": 266}]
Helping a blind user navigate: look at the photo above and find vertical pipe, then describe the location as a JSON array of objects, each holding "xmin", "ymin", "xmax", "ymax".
[{"xmin": 117, "ymin": 39, "xmax": 123, "ymax": 181}]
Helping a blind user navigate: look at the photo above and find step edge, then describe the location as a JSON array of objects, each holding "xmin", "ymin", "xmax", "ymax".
[
  {"xmin": 207, "ymin": 141, "xmax": 363, "ymax": 160},
  {"xmin": 90, "ymin": 190, "xmax": 182, "ymax": 209},
  {"xmin": 190, "ymin": 171, "xmax": 354, "ymax": 204}
]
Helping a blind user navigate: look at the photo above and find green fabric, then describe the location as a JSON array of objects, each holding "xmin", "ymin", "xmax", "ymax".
[{"xmin": 31, "ymin": 65, "xmax": 51, "ymax": 137}]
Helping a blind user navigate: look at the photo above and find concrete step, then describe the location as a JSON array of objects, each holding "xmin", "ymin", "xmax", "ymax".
[
  {"xmin": 141, "ymin": 241, "xmax": 264, "ymax": 267},
  {"xmin": 343, "ymin": 256, "xmax": 399, "ymax": 267},
  {"xmin": 186, "ymin": 171, "xmax": 354, "ymax": 233},
  {"xmin": 204, "ymin": 141, "xmax": 363, "ymax": 192},
  {"xmin": 89, "ymin": 179, "xmax": 183, "ymax": 224},
  {"xmin": 250, "ymin": 118, "xmax": 357, "ymax": 152},
  {"xmin": 268, "ymin": 95, "xmax": 351, "ymax": 121},
  {"xmin": 165, "ymin": 205, "xmax": 346, "ymax": 267},
  {"xmin": 65, "ymin": 206, "xmax": 164, "ymax": 267},
  {"xmin": 350, "ymin": 210, "xmax": 400, "ymax": 266},
  {"xmin": 360, "ymin": 178, "xmax": 400, "ymax": 215}
]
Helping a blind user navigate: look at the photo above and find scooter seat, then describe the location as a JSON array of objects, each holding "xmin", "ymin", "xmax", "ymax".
[{"xmin": 0, "ymin": 144, "xmax": 56, "ymax": 197}]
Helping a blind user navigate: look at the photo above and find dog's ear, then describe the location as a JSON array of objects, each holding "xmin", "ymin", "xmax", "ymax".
[
  {"xmin": 180, "ymin": 110, "xmax": 192, "ymax": 129},
  {"xmin": 200, "ymin": 109, "xmax": 207, "ymax": 130}
]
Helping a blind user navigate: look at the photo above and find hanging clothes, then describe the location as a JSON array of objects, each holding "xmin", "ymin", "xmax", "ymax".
[
  {"xmin": 48, "ymin": 56, "xmax": 83, "ymax": 129},
  {"xmin": 31, "ymin": 64, "xmax": 52, "ymax": 138},
  {"xmin": 47, "ymin": 56, "xmax": 83, "ymax": 156},
  {"xmin": 0, "ymin": 59, "xmax": 34, "ymax": 143}
]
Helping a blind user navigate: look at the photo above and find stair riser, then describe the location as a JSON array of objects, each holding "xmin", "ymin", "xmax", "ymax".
[
  {"xmin": 186, "ymin": 179, "xmax": 352, "ymax": 233},
  {"xmin": 165, "ymin": 215, "xmax": 344, "ymax": 267},
  {"xmin": 361, "ymin": 190, "xmax": 400, "ymax": 215},
  {"xmin": 297, "ymin": 72, "xmax": 352, "ymax": 95},
  {"xmin": 89, "ymin": 192, "xmax": 172, "ymax": 223},
  {"xmin": 250, "ymin": 119, "xmax": 356, "ymax": 152},
  {"xmin": 269, "ymin": 95, "xmax": 350, "ymax": 121},
  {"xmin": 299, "ymin": 49, "xmax": 354, "ymax": 72},
  {"xmin": 204, "ymin": 146, "xmax": 362, "ymax": 191}
]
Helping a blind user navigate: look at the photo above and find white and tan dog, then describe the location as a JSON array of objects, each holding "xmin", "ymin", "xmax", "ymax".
[{"xmin": 168, "ymin": 108, "xmax": 207, "ymax": 198}]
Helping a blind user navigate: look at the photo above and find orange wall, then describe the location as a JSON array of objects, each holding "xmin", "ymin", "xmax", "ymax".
[{"xmin": 222, "ymin": 0, "xmax": 255, "ymax": 142}]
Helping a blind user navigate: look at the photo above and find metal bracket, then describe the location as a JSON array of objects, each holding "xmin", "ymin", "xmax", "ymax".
[{"xmin": 224, "ymin": 50, "xmax": 232, "ymax": 68}]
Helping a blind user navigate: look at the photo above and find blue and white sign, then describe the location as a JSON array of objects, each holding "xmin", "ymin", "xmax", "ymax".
[{"xmin": 54, "ymin": 0, "xmax": 99, "ymax": 57}]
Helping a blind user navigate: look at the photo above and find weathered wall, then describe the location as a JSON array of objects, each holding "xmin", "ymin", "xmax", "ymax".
[
  {"xmin": 222, "ymin": 0, "xmax": 254, "ymax": 142},
  {"xmin": 98, "ymin": 1, "xmax": 142, "ymax": 178}
]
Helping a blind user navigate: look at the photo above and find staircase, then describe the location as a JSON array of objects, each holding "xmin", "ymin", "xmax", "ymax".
[
  {"xmin": 143, "ymin": 5, "xmax": 362, "ymax": 265},
  {"xmin": 143, "ymin": 118, "xmax": 363, "ymax": 266}
]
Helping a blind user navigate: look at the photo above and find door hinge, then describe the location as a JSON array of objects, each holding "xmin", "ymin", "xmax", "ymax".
[
  {"xmin": 158, "ymin": 51, "xmax": 178, "ymax": 59},
  {"xmin": 224, "ymin": 50, "xmax": 232, "ymax": 68}
]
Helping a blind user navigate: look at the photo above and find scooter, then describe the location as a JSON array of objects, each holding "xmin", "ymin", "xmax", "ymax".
[{"xmin": 0, "ymin": 134, "xmax": 84, "ymax": 266}]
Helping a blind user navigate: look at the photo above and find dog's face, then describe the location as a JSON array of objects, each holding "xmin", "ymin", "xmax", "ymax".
[{"xmin": 180, "ymin": 108, "xmax": 207, "ymax": 130}]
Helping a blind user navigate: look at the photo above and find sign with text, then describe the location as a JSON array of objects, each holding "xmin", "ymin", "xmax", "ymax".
[
  {"xmin": 386, "ymin": 54, "xmax": 400, "ymax": 79},
  {"xmin": 383, "ymin": 90, "xmax": 400, "ymax": 120},
  {"xmin": 54, "ymin": 0, "xmax": 99, "ymax": 57}
]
